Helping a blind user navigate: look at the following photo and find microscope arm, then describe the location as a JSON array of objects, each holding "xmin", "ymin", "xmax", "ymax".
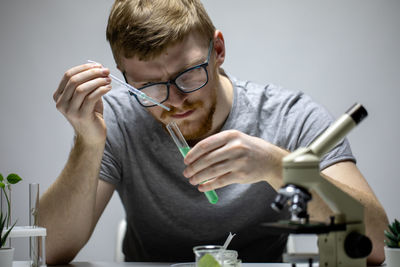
[
  {"xmin": 282, "ymin": 103, "xmax": 367, "ymax": 223},
  {"xmin": 283, "ymin": 162, "xmax": 364, "ymax": 223}
]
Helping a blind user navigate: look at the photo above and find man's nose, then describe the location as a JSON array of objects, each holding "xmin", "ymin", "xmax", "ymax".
[{"xmin": 166, "ymin": 84, "xmax": 188, "ymax": 106}]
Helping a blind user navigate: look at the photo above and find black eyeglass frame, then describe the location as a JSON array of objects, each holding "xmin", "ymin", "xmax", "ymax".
[{"xmin": 123, "ymin": 40, "xmax": 214, "ymax": 108}]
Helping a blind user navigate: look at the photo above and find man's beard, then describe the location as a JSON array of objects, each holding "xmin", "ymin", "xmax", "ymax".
[
  {"xmin": 160, "ymin": 87, "xmax": 217, "ymax": 141},
  {"xmin": 181, "ymin": 92, "xmax": 216, "ymax": 141},
  {"xmin": 159, "ymin": 67, "xmax": 220, "ymax": 141}
]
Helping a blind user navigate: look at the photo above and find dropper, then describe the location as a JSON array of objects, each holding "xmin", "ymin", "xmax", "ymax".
[
  {"xmin": 87, "ymin": 60, "xmax": 170, "ymax": 111},
  {"xmin": 222, "ymin": 232, "xmax": 236, "ymax": 250}
]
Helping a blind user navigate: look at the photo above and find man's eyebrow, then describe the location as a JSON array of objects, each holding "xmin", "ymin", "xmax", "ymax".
[
  {"xmin": 130, "ymin": 56, "xmax": 206, "ymax": 84},
  {"xmin": 164, "ymin": 55, "xmax": 205, "ymax": 80},
  {"xmin": 176, "ymin": 56, "xmax": 206, "ymax": 73}
]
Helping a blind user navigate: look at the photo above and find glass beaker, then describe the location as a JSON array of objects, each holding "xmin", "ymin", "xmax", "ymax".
[{"xmin": 193, "ymin": 245, "xmax": 240, "ymax": 267}]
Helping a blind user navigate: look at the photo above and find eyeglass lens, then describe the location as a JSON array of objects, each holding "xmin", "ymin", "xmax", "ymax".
[{"xmin": 138, "ymin": 66, "xmax": 208, "ymax": 106}]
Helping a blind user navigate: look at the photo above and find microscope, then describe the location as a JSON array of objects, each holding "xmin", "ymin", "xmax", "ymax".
[{"xmin": 263, "ymin": 103, "xmax": 372, "ymax": 267}]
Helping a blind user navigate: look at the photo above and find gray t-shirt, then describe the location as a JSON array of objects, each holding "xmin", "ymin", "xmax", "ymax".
[{"xmin": 100, "ymin": 73, "xmax": 355, "ymax": 263}]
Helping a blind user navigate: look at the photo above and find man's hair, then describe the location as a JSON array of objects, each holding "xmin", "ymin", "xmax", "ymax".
[{"xmin": 106, "ymin": 0, "xmax": 216, "ymax": 65}]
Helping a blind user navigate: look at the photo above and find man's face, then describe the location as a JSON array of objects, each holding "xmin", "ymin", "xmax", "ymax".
[{"xmin": 120, "ymin": 34, "xmax": 219, "ymax": 141}]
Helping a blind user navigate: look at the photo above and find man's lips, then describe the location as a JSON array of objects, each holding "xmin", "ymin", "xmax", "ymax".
[{"xmin": 171, "ymin": 109, "xmax": 194, "ymax": 119}]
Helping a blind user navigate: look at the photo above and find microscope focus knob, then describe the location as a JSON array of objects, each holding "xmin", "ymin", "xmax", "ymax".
[{"xmin": 344, "ymin": 232, "xmax": 372, "ymax": 258}]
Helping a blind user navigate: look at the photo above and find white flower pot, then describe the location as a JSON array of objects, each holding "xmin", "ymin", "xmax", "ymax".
[
  {"xmin": 385, "ymin": 246, "xmax": 400, "ymax": 267},
  {"xmin": 0, "ymin": 247, "xmax": 14, "ymax": 267}
]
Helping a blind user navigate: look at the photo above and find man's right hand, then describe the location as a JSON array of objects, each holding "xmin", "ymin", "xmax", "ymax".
[{"xmin": 53, "ymin": 63, "xmax": 112, "ymax": 145}]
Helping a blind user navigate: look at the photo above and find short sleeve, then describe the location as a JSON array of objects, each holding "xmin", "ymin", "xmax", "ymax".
[
  {"xmin": 262, "ymin": 85, "xmax": 356, "ymax": 170},
  {"xmin": 284, "ymin": 93, "xmax": 356, "ymax": 170},
  {"xmin": 99, "ymin": 97, "xmax": 125, "ymax": 185}
]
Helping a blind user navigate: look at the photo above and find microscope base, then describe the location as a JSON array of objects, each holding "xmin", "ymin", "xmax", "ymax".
[
  {"xmin": 261, "ymin": 221, "xmax": 368, "ymax": 267},
  {"xmin": 318, "ymin": 223, "xmax": 366, "ymax": 267}
]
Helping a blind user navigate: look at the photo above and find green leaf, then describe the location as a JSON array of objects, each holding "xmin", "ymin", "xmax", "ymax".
[
  {"xmin": 385, "ymin": 230, "xmax": 398, "ymax": 243},
  {"xmin": 0, "ymin": 221, "xmax": 16, "ymax": 248},
  {"xmin": 6, "ymin": 173, "xmax": 22, "ymax": 184},
  {"xmin": 389, "ymin": 223, "xmax": 399, "ymax": 236},
  {"xmin": 0, "ymin": 213, "xmax": 5, "ymax": 231},
  {"xmin": 0, "ymin": 173, "xmax": 3, "ymax": 182},
  {"xmin": 394, "ymin": 219, "xmax": 400, "ymax": 234},
  {"xmin": 0, "ymin": 182, "xmax": 5, "ymax": 189},
  {"xmin": 384, "ymin": 230, "xmax": 397, "ymax": 242}
]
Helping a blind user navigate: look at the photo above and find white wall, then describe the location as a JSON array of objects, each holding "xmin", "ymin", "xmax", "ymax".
[{"xmin": 1, "ymin": 0, "xmax": 399, "ymax": 262}]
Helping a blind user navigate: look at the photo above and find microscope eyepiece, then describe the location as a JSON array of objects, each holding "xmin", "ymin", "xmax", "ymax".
[{"xmin": 345, "ymin": 103, "xmax": 368, "ymax": 124}]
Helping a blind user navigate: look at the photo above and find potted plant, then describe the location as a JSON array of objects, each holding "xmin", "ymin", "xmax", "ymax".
[
  {"xmin": 0, "ymin": 173, "xmax": 22, "ymax": 267},
  {"xmin": 384, "ymin": 218, "xmax": 400, "ymax": 267}
]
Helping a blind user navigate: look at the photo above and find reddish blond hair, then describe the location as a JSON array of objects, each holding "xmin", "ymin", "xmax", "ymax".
[{"xmin": 106, "ymin": 0, "xmax": 216, "ymax": 65}]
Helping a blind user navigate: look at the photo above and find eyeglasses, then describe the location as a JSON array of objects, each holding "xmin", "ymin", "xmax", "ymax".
[{"xmin": 124, "ymin": 40, "xmax": 213, "ymax": 107}]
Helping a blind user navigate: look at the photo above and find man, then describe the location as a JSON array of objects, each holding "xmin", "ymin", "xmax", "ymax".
[{"xmin": 40, "ymin": 0, "xmax": 388, "ymax": 265}]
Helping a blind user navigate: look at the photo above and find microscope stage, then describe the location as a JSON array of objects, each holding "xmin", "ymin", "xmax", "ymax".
[{"xmin": 261, "ymin": 220, "xmax": 346, "ymax": 234}]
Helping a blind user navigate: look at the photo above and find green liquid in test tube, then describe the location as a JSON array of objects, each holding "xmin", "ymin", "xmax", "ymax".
[
  {"xmin": 178, "ymin": 147, "xmax": 191, "ymax": 158},
  {"xmin": 167, "ymin": 122, "xmax": 219, "ymax": 204}
]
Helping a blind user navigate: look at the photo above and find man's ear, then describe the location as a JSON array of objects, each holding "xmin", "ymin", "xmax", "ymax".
[{"xmin": 213, "ymin": 30, "xmax": 226, "ymax": 67}]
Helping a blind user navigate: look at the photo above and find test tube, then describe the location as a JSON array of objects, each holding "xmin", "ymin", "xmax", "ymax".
[
  {"xmin": 29, "ymin": 183, "xmax": 40, "ymax": 267},
  {"xmin": 29, "ymin": 183, "xmax": 39, "ymax": 227},
  {"xmin": 166, "ymin": 122, "xmax": 219, "ymax": 204}
]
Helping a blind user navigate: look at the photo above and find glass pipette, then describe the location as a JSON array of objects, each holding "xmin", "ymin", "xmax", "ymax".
[
  {"xmin": 87, "ymin": 60, "xmax": 170, "ymax": 111},
  {"xmin": 166, "ymin": 121, "xmax": 219, "ymax": 204}
]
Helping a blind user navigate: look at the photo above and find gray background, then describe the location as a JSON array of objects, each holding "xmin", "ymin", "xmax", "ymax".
[{"xmin": 1, "ymin": 0, "xmax": 399, "ymax": 262}]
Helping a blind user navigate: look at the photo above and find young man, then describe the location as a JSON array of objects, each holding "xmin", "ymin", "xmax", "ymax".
[{"xmin": 40, "ymin": 0, "xmax": 388, "ymax": 265}]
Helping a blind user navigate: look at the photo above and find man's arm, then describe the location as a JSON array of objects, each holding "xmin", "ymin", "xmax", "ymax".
[
  {"xmin": 39, "ymin": 139, "xmax": 115, "ymax": 265},
  {"xmin": 40, "ymin": 63, "xmax": 114, "ymax": 264},
  {"xmin": 309, "ymin": 161, "xmax": 389, "ymax": 266}
]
